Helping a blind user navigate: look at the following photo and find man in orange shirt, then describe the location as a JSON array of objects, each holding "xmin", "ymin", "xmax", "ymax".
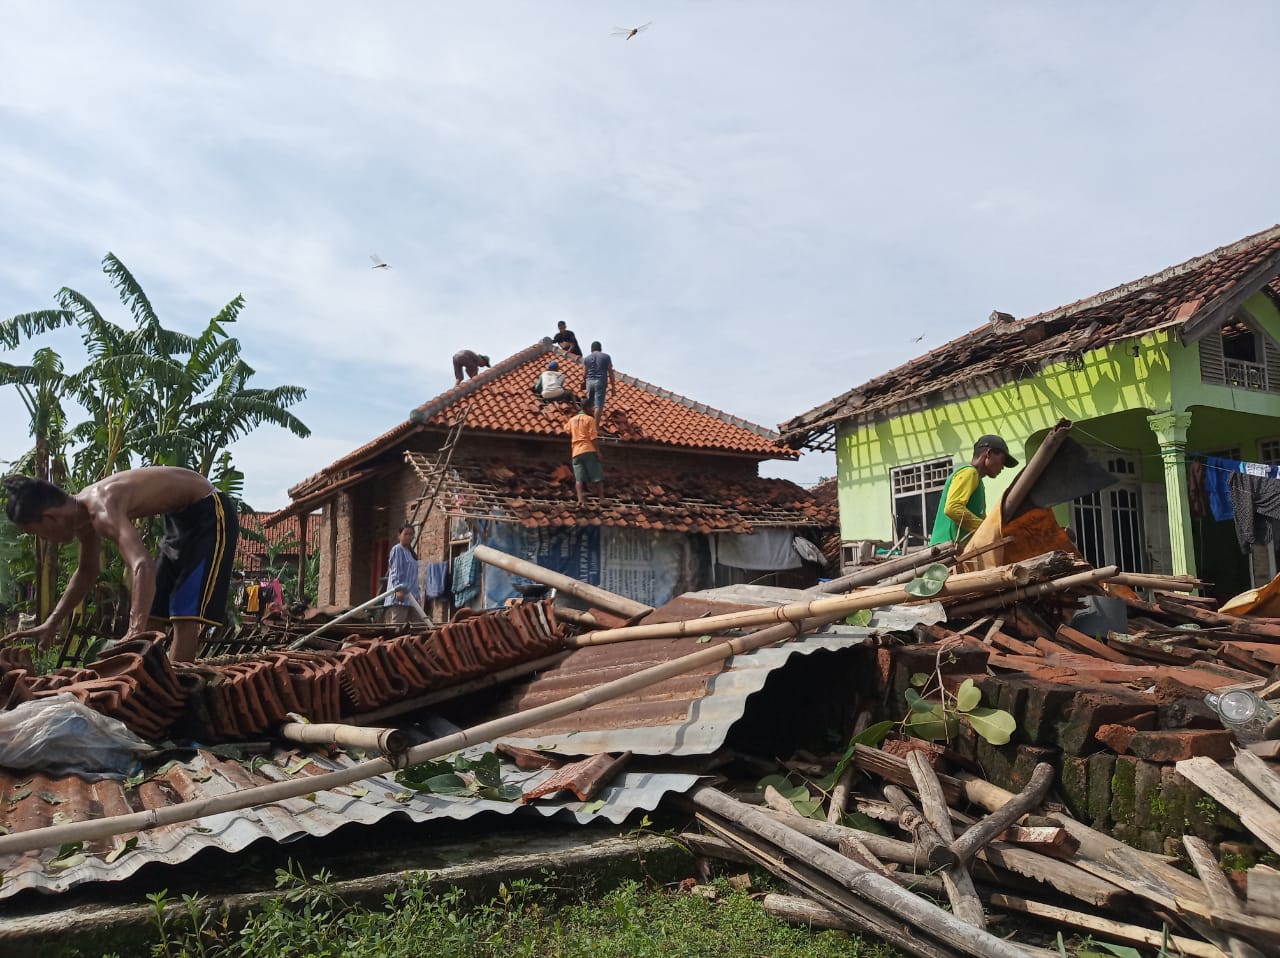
[{"xmin": 565, "ymin": 401, "xmax": 604, "ymax": 505}]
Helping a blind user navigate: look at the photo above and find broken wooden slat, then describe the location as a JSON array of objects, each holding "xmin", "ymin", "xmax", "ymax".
[
  {"xmin": 1177, "ymin": 756, "xmax": 1280, "ymax": 858},
  {"xmin": 1248, "ymin": 864, "xmax": 1280, "ymax": 920},
  {"xmin": 995, "ymin": 825, "xmax": 1079, "ymax": 859},
  {"xmin": 1184, "ymin": 834, "xmax": 1267, "ymax": 958},
  {"xmin": 1234, "ymin": 748, "xmax": 1280, "ymax": 813},
  {"xmin": 854, "ymin": 744, "xmax": 963, "ymax": 806},
  {"xmin": 1055, "ymin": 623, "xmax": 1135, "ymax": 663},
  {"xmin": 986, "ymin": 893, "xmax": 1230, "ymax": 958}
]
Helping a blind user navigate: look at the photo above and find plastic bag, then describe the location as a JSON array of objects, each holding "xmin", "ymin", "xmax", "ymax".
[{"xmin": 0, "ymin": 693, "xmax": 155, "ymax": 779}]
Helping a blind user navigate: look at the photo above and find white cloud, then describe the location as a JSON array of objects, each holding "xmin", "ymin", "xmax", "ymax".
[{"xmin": 3, "ymin": 2, "xmax": 1280, "ymax": 505}]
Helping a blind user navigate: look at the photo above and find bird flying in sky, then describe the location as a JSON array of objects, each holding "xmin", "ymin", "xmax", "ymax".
[
  {"xmin": 910, "ymin": 335, "xmax": 924, "ymax": 343},
  {"xmin": 611, "ymin": 22, "xmax": 651, "ymax": 40},
  {"xmin": 370, "ymin": 255, "xmax": 390, "ymax": 269}
]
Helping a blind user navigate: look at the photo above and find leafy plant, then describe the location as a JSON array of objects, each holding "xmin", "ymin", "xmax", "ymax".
[
  {"xmin": 904, "ymin": 563, "xmax": 951, "ymax": 598},
  {"xmin": 396, "ymin": 751, "xmax": 523, "ymax": 802},
  {"xmin": 903, "ymin": 645, "xmax": 1017, "ymax": 746}
]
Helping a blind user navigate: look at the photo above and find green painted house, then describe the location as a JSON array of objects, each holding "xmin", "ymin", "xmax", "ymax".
[{"xmin": 779, "ymin": 226, "xmax": 1280, "ymax": 601}]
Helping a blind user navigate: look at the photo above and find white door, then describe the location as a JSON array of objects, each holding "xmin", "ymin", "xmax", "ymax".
[{"xmin": 1141, "ymin": 481, "xmax": 1171, "ymax": 575}]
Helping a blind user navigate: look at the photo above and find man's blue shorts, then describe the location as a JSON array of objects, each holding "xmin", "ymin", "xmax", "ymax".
[{"xmin": 585, "ymin": 377, "xmax": 607, "ymax": 411}]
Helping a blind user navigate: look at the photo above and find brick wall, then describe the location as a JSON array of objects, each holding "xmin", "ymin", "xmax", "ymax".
[{"xmin": 311, "ymin": 428, "xmax": 774, "ymax": 608}]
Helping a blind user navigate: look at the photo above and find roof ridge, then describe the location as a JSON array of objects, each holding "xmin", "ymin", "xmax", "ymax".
[
  {"xmin": 611, "ymin": 369, "xmax": 781, "ymax": 441},
  {"xmin": 1018, "ymin": 223, "xmax": 1280, "ymax": 328},
  {"xmin": 778, "ymin": 223, "xmax": 1280, "ymax": 438},
  {"xmin": 409, "ymin": 341, "xmax": 558, "ymax": 424}
]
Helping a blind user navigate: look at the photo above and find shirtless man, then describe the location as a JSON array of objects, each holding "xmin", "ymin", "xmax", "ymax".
[{"xmin": 3, "ymin": 467, "xmax": 239, "ymax": 662}]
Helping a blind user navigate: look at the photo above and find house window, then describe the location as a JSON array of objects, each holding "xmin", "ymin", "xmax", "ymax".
[
  {"xmin": 1220, "ymin": 318, "xmax": 1267, "ymax": 390},
  {"xmin": 1260, "ymin": 438, "xmax": 1280, "ymax": 465},
  {"xmin": 1070, "ymin": 451, "xmax": 1145, "ymax": 572},
  {"xmin": 891, "ymin": 458, "xmax": 953, "ymax": 546}
]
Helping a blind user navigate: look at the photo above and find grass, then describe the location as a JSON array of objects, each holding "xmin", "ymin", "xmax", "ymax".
[{"xmin": 106, "ymin": 865, "xmax": 904, "ymax": 958}]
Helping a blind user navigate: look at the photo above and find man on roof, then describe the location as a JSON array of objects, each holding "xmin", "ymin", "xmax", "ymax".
[
  {"xmin": 2, "ymin": 468, "xmax": 239, "ymax": 663},
  {"xmin": 452, "ymin": 349, "xmax": 491, "ymax": 385},
  {"xmin": 532, "ymin": 358, "xmax": 578, "ymax": 405},
  {"xmin": 552, "ymin": 320, "xmax": 582, "ymax": 356},
  {"xmin": 929, "ymin": 435, "xmax": 1018, "ymax": 546},
  {"xmin": 565, "ymin": 400, "xmax": 604, "ymax": 505},
  {"xmin": 582, "ymin": 340, "xmax": 615, "ymax": 425}
]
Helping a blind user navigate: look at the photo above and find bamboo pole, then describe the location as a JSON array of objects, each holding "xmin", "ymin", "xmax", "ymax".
[
  {"xmin": 907, "ymin": 751, "xmax": 985, "ymax": 928},
  {"xmin": 691, "ymin": 786, "xmax": 1036, "ymax": 958},
  {"xmin": 278, "ymin": 722, "xmax": 410, "ymax": 755},
  {"xmin": 288, "ymin": 586, "xmax": 399, "ymax": 650},
  {"xmin": 950, "ymin": 762, "xmax": 1054, "ymax": 867},
  {"xmin": 885, "ymin": 784, "xmax": 959, "ymax": 871},
  {"xmin": 818, "ymin": 542, "xmax": 957, "ymax": 594},
  {"xmin": 568, "ymin": 562, "xmax": 1035, "ymax": 648},
  {"xmin": 1109, "ymin": 573, "xmax": 1208, "ymax": 593},
  {"xmin": 472, "ymin": 544, "xmax": 653, "ymax": 623},
  {"xmin": 0, "ymin": 608, "xmax": 858, "ymax": 857},
  {"xmin": 944, "ymin": 566, "xmax": 1117, "ymax": 617},
  {"xmin": 697, "ymin": 812, "xmax": 962, "ymax": 958}
]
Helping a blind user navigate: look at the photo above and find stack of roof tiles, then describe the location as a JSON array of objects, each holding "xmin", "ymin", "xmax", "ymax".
[{"xmin": 0, "ymin": 602, "xmax": 564, "ymax": 743}]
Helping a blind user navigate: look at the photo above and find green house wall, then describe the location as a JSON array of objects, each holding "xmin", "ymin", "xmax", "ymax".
[{"xmin": 834, "ymin": 291, "xmax": 1280, "ymax": 583}]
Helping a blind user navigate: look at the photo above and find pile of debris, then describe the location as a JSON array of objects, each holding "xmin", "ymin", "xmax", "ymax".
[
  {"xmin": 0, "ymin": 600, "xmax": 564, "ymax": 740},
  {"xmin": 3, "ymin": 536, "xmax": 1280, "ymax": 957}
]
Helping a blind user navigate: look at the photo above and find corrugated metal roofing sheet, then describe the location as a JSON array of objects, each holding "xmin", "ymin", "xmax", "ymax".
[
  {"xmin": 0, "ymin": 743, "xmax": 696, "ymax": 900},
  {"xmin": 0, "ymin": 585, "xmax": 880, "ymax": 901}
]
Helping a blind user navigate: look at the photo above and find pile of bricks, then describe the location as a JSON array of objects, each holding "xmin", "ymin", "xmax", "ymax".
[
  {"xmin": 879, "ymin": 594, "xmax": 1272, "ymax": 852},
  {"xmin": 0, "ymin": 600, "xmax": 564, "ymax": 744}
]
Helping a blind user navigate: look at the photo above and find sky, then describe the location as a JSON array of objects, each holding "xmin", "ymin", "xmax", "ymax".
[{"xmin": 2, "ymin": 2, "xmax": 1279, "ymax": 510}]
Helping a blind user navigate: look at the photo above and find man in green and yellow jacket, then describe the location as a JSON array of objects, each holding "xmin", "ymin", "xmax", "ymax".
[{"xmin": 929, "ymin": 435, "xmax": 1018, "ymax": 546}]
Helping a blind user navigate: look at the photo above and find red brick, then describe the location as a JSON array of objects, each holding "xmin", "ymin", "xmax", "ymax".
[{"xmin": 1124, "ymin": 730, "xmax": 1235, "ymax": 763}]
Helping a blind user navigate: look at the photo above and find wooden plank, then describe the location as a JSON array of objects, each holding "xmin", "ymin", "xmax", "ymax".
[
  {"xmin": 986, "ymin": 893, "xmax": 1230, "ymax": 958},
  {"xmin": 853, "ymin": 744, "xmax": 963, "ymax": 806},
  {"xmin": 1248, "ymin": 864, "xmax": 1280, "ymax": 920},
  {"xmin": 1055, "ymin": 623, "xmax": 1135, "ymax": 663},
  {"xmin": 1184, "ymin": 834, "xmax": 1267, "ymax": 958},
  {"xmin": 1178, "ymin": 756, "xmax": 1280, "ymax": 857},
  {"xmin": 1234, "ymin": 749, "xmax": 1280, "ymax": 813}
]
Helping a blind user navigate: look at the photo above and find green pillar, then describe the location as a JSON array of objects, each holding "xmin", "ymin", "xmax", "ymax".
[{"xmin": 1146, "ymin": 411, "xmax": 1197, "ymax": 577}]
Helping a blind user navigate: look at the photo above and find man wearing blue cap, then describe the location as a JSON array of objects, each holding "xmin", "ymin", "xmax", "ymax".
[
  {"xmin": 532, "ymin": 358, "xmax": 577, "ymax": 405},
  {"xmin": 929, "ymin": 435, "xmax": 1019, "ymax": 546}
]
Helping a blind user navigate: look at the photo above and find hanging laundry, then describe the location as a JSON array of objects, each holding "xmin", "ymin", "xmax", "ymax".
[
  {"xmin": 1187, "ymin": 459, "xmax": 1209, "ymax": 520},
  {"xmin": 452, "ymin": 549, "xmax": 481, "ymax": 607},
  {"xmin": 1228, "ymin": 472, "xmax": 1280, "ymax": 552},
  {"xmin": 425, "ymin": 561, "xmax": 451, "ymax": 600},
  {"xmin": 1205, "ymin": 456, "xmax": 1237, "ymax": 521},
  {"xmin": 244, "ymin": 583, "xmax": 261, "ymax": 614}
]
